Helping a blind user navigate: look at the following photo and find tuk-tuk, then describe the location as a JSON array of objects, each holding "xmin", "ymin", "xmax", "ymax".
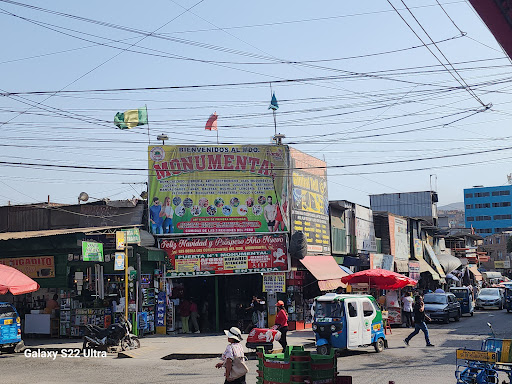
[
  {"xmin": 505, "ymin": 286, "xmax": 512, "ymax": 313},
  {"xmin": 449, "ymin": 287, "xmax": 475, "ymax": 316},
  {"xmin": 312, "ymin": 293, "xmax": 387, "ymax": 355},
  {"xmin": 0, "ymin": 302, "xmax": 22, "ymax": 352}
]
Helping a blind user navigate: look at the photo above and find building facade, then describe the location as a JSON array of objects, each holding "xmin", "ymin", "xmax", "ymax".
[
  {"xmin": 369, "ymin": 191, "xmax": 438, "ymax": 226},
  {"xmin": 464, "ymin": 185, "xmax": 512, "ymax": 237},
  {"xmin": 479, "ymin": 231, "xmax": 512, "ymax": 272}
]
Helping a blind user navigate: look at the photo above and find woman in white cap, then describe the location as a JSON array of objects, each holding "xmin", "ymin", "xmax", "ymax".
[{"xmin": 215, "ymin": 327, "xmax": 248, "ymax": 383}]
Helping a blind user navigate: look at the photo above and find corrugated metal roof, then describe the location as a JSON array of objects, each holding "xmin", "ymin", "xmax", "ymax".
[{"xmin": 0, "ymin": 225, "xmax": 141, "ymax": 241}]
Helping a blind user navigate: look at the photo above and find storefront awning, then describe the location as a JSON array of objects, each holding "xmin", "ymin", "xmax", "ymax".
[
  {"xmin": 418, "ymin": 259, "xmax": 441, "ymax": 281},
  {"xmin": 300, "ymin": 255, "xmax": 349, "ymax": 291},
  {"xmin": 424, "ymin": 243, "xmax": 446, "ymax": 279},
  {"xmin": 0, "ymin": 225, "xmax": 141, "ymax": 241},
  {"xmin": 468, "ymin": 266, "xmax": 482, "ymax": 281},
  {"xmin": 436, "ymin": 253, "xmax": 462, "ymax": 274}
]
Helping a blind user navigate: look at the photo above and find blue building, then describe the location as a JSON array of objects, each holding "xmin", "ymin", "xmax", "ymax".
[{"xmin": 464, "ymin": 185, "xmax": 512, "ymax": 237}]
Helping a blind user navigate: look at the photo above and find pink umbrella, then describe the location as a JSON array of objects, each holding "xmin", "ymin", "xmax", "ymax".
[
  {"xmin": 341, "ymin": 268, "xmax": 417, "ymax": 290},
  {"xmin": 0, "ymin": 264, "xmax": 40, "ymax": 295}
]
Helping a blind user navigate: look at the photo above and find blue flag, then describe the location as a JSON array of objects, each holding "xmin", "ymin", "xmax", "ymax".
[{"xmin": 269, "ymin": 93, "xmax": 279, "ymax": 110}]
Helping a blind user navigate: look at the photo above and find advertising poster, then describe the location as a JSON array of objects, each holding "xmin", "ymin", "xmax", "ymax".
[
  {"xmin": 355, "ymin": 205, "xmax": 377, "ymax": 253},
  {"xmin": 148, "ymin": 145, "xmax": 289, "ymax": 235},
  {"xmin": 160, "ymin": 234, "xmax": 289, "ymax": 277},
  {"xmin": 370, "ymin": 253, "xmax": 394, "ymax": 271},
  {"xmin": 114, "ymin": 252, "xmax": 125, "ymax": 271},
  {"xmin": 389, "ymin": 215, "xmax": 409, "ymax": 272},
  {"xmin": 82, "ymin": 242, "xmax": 104, "ymax": 262},
  {"xmin": 289, "ymin": 148, "xmax": 330, "ymax": 254},
  {"xmin": 0, "ymin": 256, "xmax": 55, "ymax": 279},
  {"xmin": 408, "ymin": 261, "xmax": 420, "ymax": 280},
  {"xmin": 413, "ymin": 239, "xmax": 423, "ymax": 260},
  {"xmin": 262, "ymin": 273, "xmax": 286, "ymax": 293}
]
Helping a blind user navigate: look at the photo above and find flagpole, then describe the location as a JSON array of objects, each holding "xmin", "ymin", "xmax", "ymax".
[
  {"xmin": 146, "ymin": 104, "xmax": 150, "ymax": 145},
  {"xmin": 216, "ymin": 128, "xmax": 219, "ymax": 145},
  {"xmin": 270, "ymin": 83, "xmax": 277, "ymax": 136}
]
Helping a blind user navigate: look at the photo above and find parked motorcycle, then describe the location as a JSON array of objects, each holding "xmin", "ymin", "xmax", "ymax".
[{"xmin": 83, "ymin": 316, "xmax": 140, "ymax": 351}]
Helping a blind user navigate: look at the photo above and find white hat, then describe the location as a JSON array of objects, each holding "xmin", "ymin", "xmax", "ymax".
[{"xmin": 224, "ymin": 327, "xmax": 243, "ymax": 342}]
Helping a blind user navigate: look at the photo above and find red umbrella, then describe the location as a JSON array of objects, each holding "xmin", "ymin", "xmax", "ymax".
[
  {"xmin": 0, "ymin": 264, "xmax": 40, "ymax": 295},
  {"xmin": 341, "ymin": 268, "xmax": 417, "ymax": 290}
]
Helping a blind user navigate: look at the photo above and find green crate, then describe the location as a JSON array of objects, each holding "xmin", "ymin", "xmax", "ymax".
[
  {"xmin": 263, "ymin": 367, "xmax": 291, "ymax": 382},
  {"xmin": 311, "ymin": 368, "xmax": 336, "ymax": 380}
]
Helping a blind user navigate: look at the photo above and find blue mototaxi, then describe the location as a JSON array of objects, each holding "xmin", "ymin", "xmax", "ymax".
[
  {"xmin": 0, "ymin": 302, "xmax": 23, "ymax": 352},
  {"xmin": 450, "ymin": 287, "xmax": 475, "ymax": 316},
  {"xmin": 312, "ymin": 293, "xmax": 387, "ymax": 355}
]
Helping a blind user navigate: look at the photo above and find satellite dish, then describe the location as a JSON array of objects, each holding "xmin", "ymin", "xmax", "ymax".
[{"xmin": 78, "ymin": 192, "xmax": 89, "ymax": 202}]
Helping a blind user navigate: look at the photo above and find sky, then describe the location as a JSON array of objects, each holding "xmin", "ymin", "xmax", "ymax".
[{"xmin": 1, "ymin": 0, "xmax": 512, "ymax": 209}]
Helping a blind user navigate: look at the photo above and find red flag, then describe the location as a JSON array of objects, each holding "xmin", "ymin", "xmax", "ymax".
[{"xmin": 205, "ymin": 112, "xmax": 218, "ymax": 131}]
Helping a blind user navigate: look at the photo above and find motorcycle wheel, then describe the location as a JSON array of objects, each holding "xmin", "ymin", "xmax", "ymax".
[
  {"xmin": 121, "ymin": 337, "xmax": 140, "ymax": 351},
  {"xmin": 130, "ymin": 336, "xmax": 140, "ymax": 349}
]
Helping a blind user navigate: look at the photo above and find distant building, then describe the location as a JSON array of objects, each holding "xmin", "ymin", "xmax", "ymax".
[
  {"xmin": 369, "ymin": 191, "xmax": 438, "ymax": 226},
  {"xmin": 464, "ymin": 185, "xmax": 512, "ymax": 237},
  {"xmin": 479, "ymin": 231, "xmax": 512, "ymax": 272},
  {"xmin": 438, "ymin": 209, "xmax": 465, "ymax": 229}
]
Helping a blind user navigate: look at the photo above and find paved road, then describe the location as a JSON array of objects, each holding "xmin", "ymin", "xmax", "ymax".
[{"xmin": 1, "ymin": 309, "xmax": 510, "ymax": 384}]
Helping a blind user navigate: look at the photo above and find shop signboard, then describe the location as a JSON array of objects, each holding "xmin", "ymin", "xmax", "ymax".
[
  {"xmin": 355, "ymin": 205, "xmax": 377, "ymax": 253},
  {"xmin": 82, "ymin": 241, "xmax": 104, "ymax": 262},
  {"xmin": 0, "ymin": 256, "xmax": 55, "ymax": 279},
  {"xmin": 289, "ymin": 148, "xmax": 330, "ymax": 254},
  {"xmin": 262, "ymin": 273, "xmax": 286, "ymax": 293},
  {"xmin": 148, "ymin": 145, "xmax": 289, "ymax": 235},
  {"xmin": 388, "ymin": 215, "xmax": 409, "ymax": 272},
  {"xmin": 370, "ymin": 253, "xmax": 394, "ymax": 270},
  {"xmin": 123, "ymin": 228, "xmax": 141, "ymax": 244},
  {"xmin": 494, "ymin": 260, "xmax": 510, "ymax": 269},
  {"xmin": 413, "ymin": 238, "xmax": 423, "ymax": 260},
  {"xmin": 409, "ymin": 260, "xmax": 420, "ymax": 280},
  {"xmin": 116, "ymin": 231, "xmax": 126, "ymax": 250},
  {"xmin": 160, "ymin": 233, "xmax": 289, "ymax": 277},
  {"xmin": 114, "ymin": 252, "xmax": 125, "ymax": 271}
]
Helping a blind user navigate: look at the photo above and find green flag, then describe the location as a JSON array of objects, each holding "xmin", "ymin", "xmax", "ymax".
[{"xmin": 114, "ymin": 108, "xmax": 148, "ymax": 129}]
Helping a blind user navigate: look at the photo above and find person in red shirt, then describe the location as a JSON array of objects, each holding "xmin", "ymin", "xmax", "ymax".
[{"xmin": 273, "ymin": 300, "xmax": 288, "ymax": 350}]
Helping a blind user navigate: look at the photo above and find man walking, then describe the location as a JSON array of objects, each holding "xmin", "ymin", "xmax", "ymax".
[
  {"xmin": 404, "ymin": 295, "xmax": 434, "ymax": 347},
  {"xmin": 402, "ymin": 292, "xmax": 414, "ymax": 328}
]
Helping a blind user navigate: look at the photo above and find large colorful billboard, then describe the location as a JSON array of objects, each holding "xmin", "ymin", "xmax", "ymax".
[
  {"xmin": 0, "ymin": 256, "xmax": 55, "ymax": 278},
  {"xmin": 289, "ymin": 148, "xmax": 330, "ymax": 254},
  {"xmin": 148, "ymin": 145, "xmax": 289, "ymax": 235},
  {"xmin": 160, "ymin": 233, "xmax": 289, "ymax": 277}
]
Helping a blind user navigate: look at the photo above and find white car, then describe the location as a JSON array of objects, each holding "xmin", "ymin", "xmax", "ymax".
[{"xmin": 476, "ymin": 288, "xmax": 504, "ymax": 310}]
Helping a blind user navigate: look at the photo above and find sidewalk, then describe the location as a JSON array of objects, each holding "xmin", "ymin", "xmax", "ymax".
[{"xmin": 21, "ymin": 329, "xmax": 316, "ymax": 359}]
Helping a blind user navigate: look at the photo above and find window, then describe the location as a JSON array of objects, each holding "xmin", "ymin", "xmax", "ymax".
[
  {"xmin": 497, "ymin": 237, "xmax": 501, "ymax": 244},
  {"xmin": 494, "ymin": 215, "xmax": 512, "ymax": 220},
  {"xmin": 466, "ymin": 204, "xmax": 473, "ymax": 209},
  {"xmin": 475, "ymin": 203, "xmax": 491, "ymax": 209},
  {"xmin": 465, "ymin": 193, "xmax": 473, "ymax": 198},
  {"xmin": 467, "ymin": 217, "xmax": 474, "ymax": 222},
  {"xmin": 476, "ymin": 216, "xmax": 491, "ymax": 221},
  {"xmin": 475, "ymin": 228, "xmax": 492, "ymax": 234},
  {"xmin": 494, "ymin": 190, "xmax": 511, "ymax": 196},
  {"xmin": 347, "ymin": 302, "xmax": 358, "ymax": 318},
  {"xmin": 475, "ymin": 192, "xmax": 490, "ymax": 197},
  {"xmin": 0, "ymin": 304, "xmax": 16, "ymax": 319},
  {"xmin": 362, "ymin": 300, "xmax": 374, "ymax": 317}
]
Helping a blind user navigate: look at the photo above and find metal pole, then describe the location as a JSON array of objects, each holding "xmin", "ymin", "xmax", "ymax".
[
  {"xmin": 272, "ymin": 109, "xmax": 277, "ymax": 136},
  {"xmin": 215, "ymin": 276, "xmax": 219, "ymax": 333},
  {"xmin": 216, "ymin": 128, "xmax": 219, "ymax": 145},
  {"xmin": 146, "ymin": 105, "xmax": 150, "ymax": 146},
  {"xmin": 125, "ymin": 246, "xmax": 129, "ymax": 320}
]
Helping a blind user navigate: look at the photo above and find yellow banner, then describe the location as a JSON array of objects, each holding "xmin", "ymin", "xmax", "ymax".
[
  {"xmin": 0, "ymin": 256, "xmax": 55, "ymax": 279},
  {"xmin": 456, "ymin": 350, "xmax": 496, "ymax": 362}
]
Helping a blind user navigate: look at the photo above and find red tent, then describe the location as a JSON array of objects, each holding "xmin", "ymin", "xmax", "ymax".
[
  {"xmin": 0, "ymin": 264, "xmax": 40, "ymax": 295},
  {"xmin": 341, "ymin": 268, "xmax": 417, "ymax": 290}
]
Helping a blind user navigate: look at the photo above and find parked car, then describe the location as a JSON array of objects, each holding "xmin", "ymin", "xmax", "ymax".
[
  {"xmin": 423, "ymin": 293, "xmax": 461, "ymax": 324},
  {"xmin": 476, "ymin": 288, "xmax": 504, "ymax": 310}
]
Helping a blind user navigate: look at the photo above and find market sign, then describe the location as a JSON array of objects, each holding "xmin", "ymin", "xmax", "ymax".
[
  {"xmin": 408, "ymin": 261, "xmax": 420, "ymax": 281},
  {"xmin": 494, "ymin": 260, "xmax": 511, "ymax": 269},
  {"xmin": 370, "ymin": 253, "xmax": 394, "ymax": 271},
  {"xmin": 160, "ymin": 233, "xmax": 289, "ymax": 277},
  {"xmin": 82, "ymin": 241, "xmax": 104, "ymax": 262},
  {"xmin": 388, "ymin": 215, "xmax": 410, "ymax": 272},
  {"xmin": 262, "ymin": 273, "xmax": 286, "ymax": 293},
  {"xmin": 116, "ymin": 231, "xmax": 126, "ymax": 250},
  {"xmin": 148, "ymin": 145, "xmax": 289, "ymax": 235},
  {"xmin": 123, "ymin": 228, "xmax": 141, "ymax": 244},
  {"xmin": 0, "ymin": 256, "xmax": 55, "ymax": 279},
  {"xmin": 290, "ymin": 148, "xmax": 330, "ymax": 254}
]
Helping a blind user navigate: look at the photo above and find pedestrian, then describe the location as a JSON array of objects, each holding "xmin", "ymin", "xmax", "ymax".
[
  {"xmin": 402, "ymin": 292, "xmax": 414, "ymax": 328},
  {"xmin": 273, "ymin": 300, "xmax": 288, "ymax": 350},
  {"xmin": 215, "ymin": 327, "xmax": 248, "ymax": 384},
  {"xmin": 179, "ymin": 298, "xmax": 191, "ymax": 334},
  {"xmin": 246, "ymin": 296, "xmax": 265, "ymax": 328},
  {"xmin": 404, "ymin": 295, "xmax": 434, "ymax": 347},
  {"xmin": 190, "ymin": 299, "xmax": 200, "ymax": 334}
]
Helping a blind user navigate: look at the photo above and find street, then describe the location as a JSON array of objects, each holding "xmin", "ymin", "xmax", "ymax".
[{"xmin": 1, "ymin": 309, "xmax": 510, "ymax": 384}]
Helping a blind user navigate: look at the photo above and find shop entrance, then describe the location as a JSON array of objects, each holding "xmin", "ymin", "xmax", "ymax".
[{"xmin": 173, "ymin": 274, "xmax": 263, "ymax": 332}]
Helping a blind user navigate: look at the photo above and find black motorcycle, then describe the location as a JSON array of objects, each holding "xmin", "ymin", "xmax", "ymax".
[{"xmin": 82, "ymin": 316, "xmax": 140, "ymax": 351}]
